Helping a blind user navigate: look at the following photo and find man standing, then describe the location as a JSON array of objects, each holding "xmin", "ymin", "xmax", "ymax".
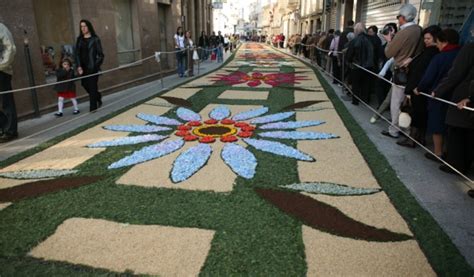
[
  {"xmin": 382, "ymin": 4, "xmax": 423, "ymax": 138},
  {"xmin": 0, "ymin": 23, "xmax": 17, "ymax": 143},
  {"xmin": 217, "ymin": 31, "xmax": 225, "ymax": 63}
]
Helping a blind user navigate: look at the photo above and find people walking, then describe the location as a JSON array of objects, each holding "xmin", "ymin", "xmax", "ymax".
[
  {"xmin": 54, "ymin": 58, "xmax": 79, "ymax": 117},
  {"xmin": 174, "ymin": 27, "xmax": 186, "ymax": 77},
  {"xmin": 198, "ymin": 31, "xmax": 209, "ymax": 61},
  {"xmin": 0, "ymin": 22, "xmax": 17, "ymax": 143},
  {"xmin": 217, "ymin": 31, "xmax": 225, "ymax": 63},
  {"xmin": 75, "ymin": 19, "xmax": 104, "ymax": 112}
]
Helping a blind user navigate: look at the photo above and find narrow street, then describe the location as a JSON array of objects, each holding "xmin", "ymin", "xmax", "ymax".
[{"xmin": 0, "ymin": 43, "xmax": 471, "ymax": 275}]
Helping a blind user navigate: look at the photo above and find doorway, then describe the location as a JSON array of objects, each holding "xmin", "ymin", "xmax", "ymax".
[{"xmin": 157, "ymin": 3, "xmax": 170, "ymax": 69}]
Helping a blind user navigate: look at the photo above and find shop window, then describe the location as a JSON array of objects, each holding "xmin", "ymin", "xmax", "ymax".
[
  {"xmin": 112, "ymin": 0, "xmax": 141, "ymax": 65},
  {"xmin": 33, "ymin": 0, "xmax": 75, "ymax": 83}
]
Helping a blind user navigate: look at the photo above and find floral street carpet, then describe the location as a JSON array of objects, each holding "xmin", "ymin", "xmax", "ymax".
[{"xmin": 0, "ymin": 43, "xmax": 472, "ymax": 276}]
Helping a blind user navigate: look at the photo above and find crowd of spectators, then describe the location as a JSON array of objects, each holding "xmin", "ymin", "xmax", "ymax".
[{"xmin": 266, "ymin": 4, "xmax": 474, "ymax": 175}]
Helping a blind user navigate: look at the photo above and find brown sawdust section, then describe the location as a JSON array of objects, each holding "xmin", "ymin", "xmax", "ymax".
[
  {"xmin": 255, "ymin": 188, "xmax": 412, "ymax": 242},
  {"xmin": 303, "ymin": 226, "xmax": 436, "ymax": 276},
  {"xmin": 0, "ymin": 176, "xmax": 102, "ymax": 202},
  {"xmin": 30, "ymin": 218, "xmax": 215, "ymax": 276}
]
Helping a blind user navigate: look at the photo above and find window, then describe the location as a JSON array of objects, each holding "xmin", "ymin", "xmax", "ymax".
[
  {"xmin": 112, "ymin": 0, "xmax": 141, "ymax": 65},
  {"xmin": 32, "ymin": 0, "xmax": 74, "ymax": 83}
]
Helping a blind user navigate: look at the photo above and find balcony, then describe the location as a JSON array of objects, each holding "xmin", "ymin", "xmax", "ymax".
[{"xmin": 288, "ymin": 0, "xmax": 299, "ymax": 10}]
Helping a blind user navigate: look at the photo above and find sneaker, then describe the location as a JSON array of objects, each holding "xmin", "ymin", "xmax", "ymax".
[
  {"xmin": 73, "ymin": 110, "xmax": 80, "ymax": 115},
  {"xmin": 0, "ymin": 133, "xmax": 18, "ymax": 143},
  {"xmin": 54, "ymin": 112, "xmax": 63, "ymax": 117},
  {"xmin": 369, "ymin": 116, "xmax": 377, "ymax": 124}
]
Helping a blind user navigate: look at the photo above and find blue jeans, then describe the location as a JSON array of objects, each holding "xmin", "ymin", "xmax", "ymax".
[{"xmin": 176, "ymin": 49, "xmax": 185, "ymax": 76}]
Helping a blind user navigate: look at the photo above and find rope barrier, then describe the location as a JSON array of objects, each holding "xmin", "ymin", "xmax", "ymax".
[
  {"xmin": 352, "ymin": 63, "xmax": 474, "ymax": 112},
  {"xmin": 271, "ymin": 44, "xmax": 474, "ymax": 192},
  {"xmin": 0, "ymin": 43, "xmax": 239, "ymax": 96}
]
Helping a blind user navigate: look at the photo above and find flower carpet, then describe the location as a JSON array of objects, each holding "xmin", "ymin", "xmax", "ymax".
[{"xmin": 0, "ymin": 43, "xmax": 472, "ymax": 276}]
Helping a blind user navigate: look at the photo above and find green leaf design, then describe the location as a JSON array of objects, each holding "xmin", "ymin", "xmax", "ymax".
[
  {"xmin": 281, "ymin": 182, "xmax": 381, "ymax": 196},
  {"xmin": 255, "ymin": 188, "xmax": 412, "ymax": 242},
  {"xmin": 0, "ymin": 169, "xmax": 78, "ymax": 180}
]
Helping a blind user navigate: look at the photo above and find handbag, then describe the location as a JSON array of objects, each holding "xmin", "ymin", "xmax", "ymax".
[
  {"xmin": 399, "ymin": 97, "xmax": 413, "ymax": 128},
  {"xmin": 211, "ymin": 52, "xmax": 216, "ymax": 61},
  {"xmin": 193, "ymin": 49, "xmax": 199, "ymax": 60},
  {"xmin": 393, "ymin": 67, "xmax": 408, "ymax": 86}
]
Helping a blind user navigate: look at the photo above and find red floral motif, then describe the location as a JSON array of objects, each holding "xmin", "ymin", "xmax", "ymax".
[
  {"xmin": 199, "ymin": 136, "xmax": 216, "ymax": 143},
  {"xmin": 237, "ymin": 131, "xmax": 253, "ymax": 138},
  {"xmin": 210, "ymin": 71, "xmax": 308, "ymax": 87},
  {"xmin": 177, "ymin": 125, "xmax": 192, "ymax": 131},
  {"xmin": 220, "ymin": 135, "xmax": 238, "ymax": 143},
  {"xmin": 221, "ymin": 119, "xmax": 235, "ymax": 125},
  {"xmin": 243, "ymin": 44, "xmax": 264, "ymax": 50},
  {"xmin": 239, "ymin": 53, "xmax": 284, "ymax": 60},
  {"xmin": 234, "ymin": 122, "xmax": 249, "ymax": 128},
  {"xmin": 241, "ymin": 125, "xmax": 256, "ymax": 132},
  {"xmin": 183, "ymin": 134, "xmax": 199, "ymax": 141},
  {"xmin": 188, "ymin": 121, "xmax": 202, "ymax": 127},
  {"xmin": 204, "ymin": 119, "xmax": 218, "ymax": 125},
  {"xmin": 175, "ymin": 130, "xmax": 190, "ymax": 137}
]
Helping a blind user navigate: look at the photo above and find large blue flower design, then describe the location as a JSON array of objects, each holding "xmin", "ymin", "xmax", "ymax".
[{"xmin": 88, "ymin": 106, "xmax": 338, "ymax": 183}]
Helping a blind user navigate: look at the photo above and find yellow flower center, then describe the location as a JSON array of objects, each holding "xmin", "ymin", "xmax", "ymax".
[{"xmin": 192, "ymin": 124, "xmax": 238, "ymax": 138}]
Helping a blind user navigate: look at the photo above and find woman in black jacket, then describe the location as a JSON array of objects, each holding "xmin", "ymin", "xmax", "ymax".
[
  {"xmin": 397, "ymin": 25, "xmax": 441, "ymax": 147},
  {"xmin": 75, "ymin": 19, "xmax": 104, "ymax": 112},
  {"xmin": 433, "ymin": 43, "xmax": 474, "ymax": 174}
]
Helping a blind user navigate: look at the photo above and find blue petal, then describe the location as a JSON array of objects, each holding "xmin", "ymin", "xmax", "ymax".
[
  {"xmin": 104, "ymin": 125, "xmax": 172, "ymax": 133},
  {"xmin": 176, "ymin": 107, "xmax": 201, "ymax": 122},
  {"xmin": 243, "ymin": 138, "xmax": 314, "ymax": 161},
  {"xmin": 250, "ymin": 112, "xmax": 295, "ymax": 124},
  {"xmin": 137, "ymin": 113, "xmax": 182, "ymax": 125},
  {"xmin": 281, "ymin": 182, "xmax": 381, "ymax": 196},
  {"xmin": 88, "ymin": 135, "xmax": 168, "ymax": 148},
  {"xmin": 259, "ymin": 120, "xmax": 325, "ymax": 130},
  {"xmin": 258, "ymin": 131, "xmax": 338, "ymax": 140},
  {"xmin": 171, "ymin": 143, "xmax": 212, "ymax": 183},
  {"xmin": 209, "ymin": 106, "xmax": 231, "ymax": 120},
  {"xmin": 232, "ymin": 107, "xmax": 269, "ymax": 121},
  {"xmin": 108, "ymin": 139, "xmax": 185, "ymax": 169},
  {"xmin": 221, "ymin": 143, "xmax": 257, "ymax": 179}
]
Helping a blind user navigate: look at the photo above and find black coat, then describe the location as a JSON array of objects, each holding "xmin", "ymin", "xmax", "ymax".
[
  {"xmin": 405, "ymin": 46, "xmax": 439, "ymax": 96},
  {"xmin": 435, "ymin": 43, "xmax": 474, "ymax": 129},
  {"xmin": 404, "ymin": 46, "xmax": 439, "ymax": 128},
  {"xmin": 198, "ymin": 35, "xmax": 209, "ymax": 47},
  {"xmin": 75, "ymin": 35, "xmax": 104, "ymax": 74},
  {"xmin": 54, "ymin": 68, "xmax": 75, "ymax": 92},
  {"xmin": 346, "ymin": 33, "xmax": 374, "ymax": 69}
]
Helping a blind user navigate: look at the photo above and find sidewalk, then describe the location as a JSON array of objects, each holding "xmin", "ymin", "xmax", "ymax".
[
  {"xmin": 281, "ymin": 49, "xmax": 474, "ymax": 267},
  {"xmin": 0, "ymin": 52, "xmax": 233, "ymax": 162}
]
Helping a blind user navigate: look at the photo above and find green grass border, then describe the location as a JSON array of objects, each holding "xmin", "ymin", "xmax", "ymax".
[{"xmin": 288, "ymin": 52, "xmax": 473, "ymax": 275}]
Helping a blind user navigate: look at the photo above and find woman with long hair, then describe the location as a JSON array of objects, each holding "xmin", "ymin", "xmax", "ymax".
[
  {"xmin": 75, "ymin": 19, "xmax": 104, "ymax": 112},
  {"xmin": 174, "ymin": 27, "xmax": 186, "ymax": 77}
]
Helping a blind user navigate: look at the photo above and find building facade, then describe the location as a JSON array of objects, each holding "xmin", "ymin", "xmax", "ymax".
[
  {"xmin": 261, "ymin": 0, "xmax": 473, "ymax": 42},
  {"xmin": 0, "ymin": 0, "xmax": 213, "ymax": 119}
]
